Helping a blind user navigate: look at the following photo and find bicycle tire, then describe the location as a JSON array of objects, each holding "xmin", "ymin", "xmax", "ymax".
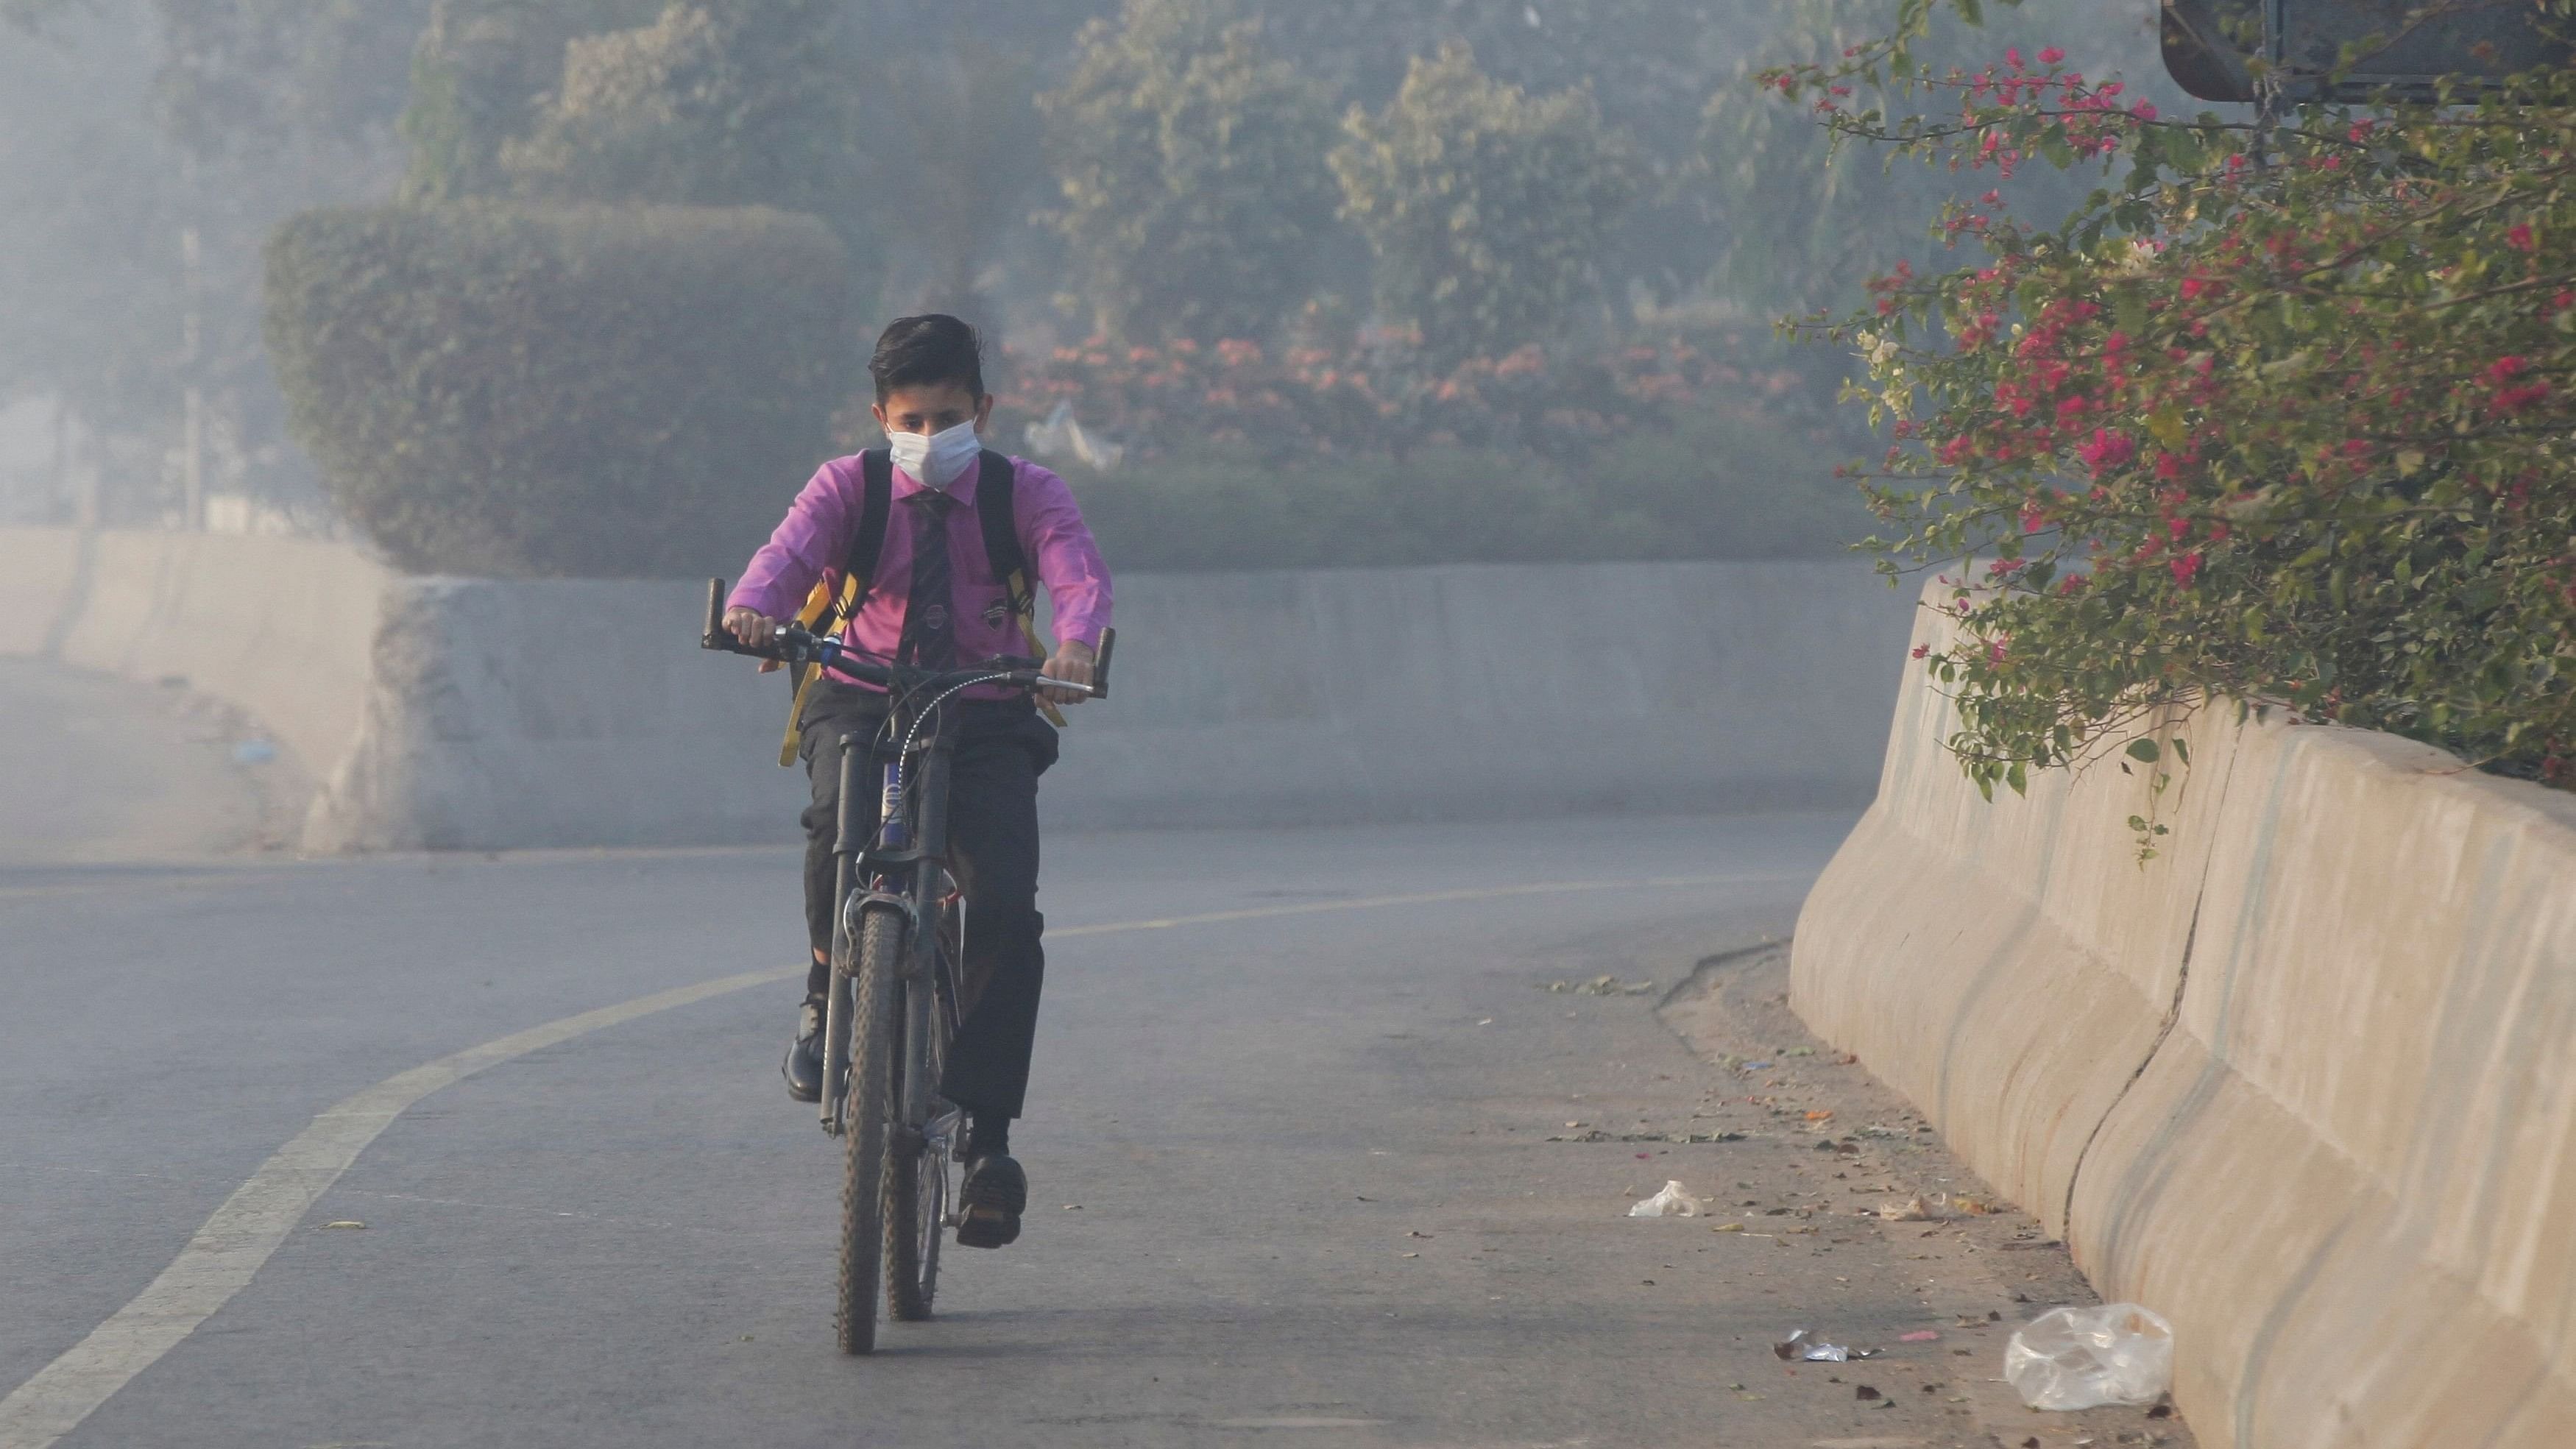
[
  {"xmin": 835, "ymin": 906, "xmax": 902, "ymax": 1354},
  {"xmin": 887, "ymin": 903, "xmax": 957, "ymax": 1322}
]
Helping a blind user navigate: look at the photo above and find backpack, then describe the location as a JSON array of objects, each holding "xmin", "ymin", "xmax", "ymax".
[{"xmin": 776, "ymin": 447, "xmax": 1060, "ymax": 765}]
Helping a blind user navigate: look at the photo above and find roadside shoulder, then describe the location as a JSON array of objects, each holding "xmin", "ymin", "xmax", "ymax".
[{"xmin": 1658, "ymin": 939, "xmax": 2197, "ymax": 1449}]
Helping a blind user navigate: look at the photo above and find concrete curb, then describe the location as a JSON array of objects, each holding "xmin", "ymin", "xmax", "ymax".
[{"xmin": 1792, "ymin": 580, "xmax": 2576, "ymax": 1446}]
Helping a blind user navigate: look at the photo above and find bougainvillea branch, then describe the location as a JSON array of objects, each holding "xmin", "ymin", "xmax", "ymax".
[{"xmin": 1769, "ymin": 4, "xmax": 2576, "ymax": 802}]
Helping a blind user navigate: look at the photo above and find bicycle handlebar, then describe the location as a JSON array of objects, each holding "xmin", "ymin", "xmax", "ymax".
[{"xmin": 698, "ymin": 577, "xmax": 1115, "ymax": 701}]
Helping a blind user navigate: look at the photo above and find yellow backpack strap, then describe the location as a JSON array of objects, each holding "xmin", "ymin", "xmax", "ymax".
[
  {"xmin": 776, "ymin": 575, "xmax": 857, "ymax": 765},
  {"xmin": 777, "ymin": 452, "xmax": 896, "ymax": 765}
]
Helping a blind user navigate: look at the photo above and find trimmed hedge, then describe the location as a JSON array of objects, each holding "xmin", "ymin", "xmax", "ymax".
[
  {"xmin": 1052, "ymin": 409, "xmax": 1872, "ymax": 572},
  {"xmin": 265, "ymin": 203, "xmax": 857, "ymax": 577}
]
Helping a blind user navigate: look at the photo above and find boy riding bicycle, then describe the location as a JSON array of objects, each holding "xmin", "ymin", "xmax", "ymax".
[{"xmin": 721, "ymin": 314, "xmax": 1112, "ymax": 1250}]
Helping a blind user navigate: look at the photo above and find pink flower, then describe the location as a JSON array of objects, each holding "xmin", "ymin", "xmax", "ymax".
[
  {"xmin": 2168, "ymin": 551, "xmax": 2203, "ymax": 588},
  {"xmin": 2038, "ymin": 46, "xmax": 2065, "ymax": 65},
  {"xmin": 2131, "ymin": 102, "xmax": 2158, "ymax": 121},
  {"xmin": 2509, "ymin": 223, "xmax": 2537, "ymax": 253},
  {"xmin": 2076, "ymin": 428, "xmax": 2136, "ymax": 473},
  {"xmin": 1911, "ymin": 644, "xmax": 1932, "ymax": 659}
]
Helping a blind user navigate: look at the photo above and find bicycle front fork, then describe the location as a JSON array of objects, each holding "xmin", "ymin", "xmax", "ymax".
[
  {"xmin": 821, "ymin": 730, "xmax": 952, "ymax": 1137},
  {"xmin": 819, "ymin": 734, "xmax": 872, "ymax": 1133}
]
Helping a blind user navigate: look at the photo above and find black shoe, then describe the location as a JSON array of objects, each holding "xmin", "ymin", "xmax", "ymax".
[
  {"xmin": 955, "ymin": 1152, "xmax": 1027, "ymax": 1249},
  {"xmin": 782, "ymin": 994, "xmax": 824, "ymax": 1104}
]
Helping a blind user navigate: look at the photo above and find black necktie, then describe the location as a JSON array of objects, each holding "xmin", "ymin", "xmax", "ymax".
[{"xmin": 898, "ymin": 490, "xmax": 958, "ymax": 670}]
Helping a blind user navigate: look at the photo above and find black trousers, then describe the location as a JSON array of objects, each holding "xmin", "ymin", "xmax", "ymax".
[{"xmin": 799, "ymin": 679, "xmax": 1058, "ymax": 1119}]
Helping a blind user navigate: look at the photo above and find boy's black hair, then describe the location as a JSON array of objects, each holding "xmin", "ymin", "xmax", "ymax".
[{"xmin": 869, "ymin": 314, "xmax": 986, "ymax": 403}]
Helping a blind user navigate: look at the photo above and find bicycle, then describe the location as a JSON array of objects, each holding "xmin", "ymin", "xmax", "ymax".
[{"xmin": 698, "ymin": 578, "xmax": 1115, "ymax": 1354}]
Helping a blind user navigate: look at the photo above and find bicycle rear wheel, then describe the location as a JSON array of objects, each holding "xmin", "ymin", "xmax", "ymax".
[
  {"xmin": 887, "ymin": 899, "xmax": 959, "ymax": 1322},
  {"xmin": 884, "ymin": 1112, "xmax": 951, "ymax": 1322},
  {"xmin": 835, "ymin": 906, "xmax": 903, "ymax": 1355}
]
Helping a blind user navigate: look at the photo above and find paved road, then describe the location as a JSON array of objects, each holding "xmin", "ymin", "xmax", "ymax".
[
  {"xmin": 0, "ymin": 659, "xmax": 302, "ymax": 865},
  {"xmin": 3, "ymin": 813, "xmax": 1888, "ymax": 1449}
]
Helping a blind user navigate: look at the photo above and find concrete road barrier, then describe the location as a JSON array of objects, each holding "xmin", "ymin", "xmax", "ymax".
[
  {"xmin": 1794, "ymin": 581, "xmax": 2576, "ymax": 1447},
  {"xmin": 0, "ymin": 525, "xmax": 87, "ymax": 658},
  {"xmin": 0, "ymin": 528, "xmax": 1914, "ymax": 851},
  {"xmin": 3, "ymin": 527, "xmax": 389, "ymax": 790}
]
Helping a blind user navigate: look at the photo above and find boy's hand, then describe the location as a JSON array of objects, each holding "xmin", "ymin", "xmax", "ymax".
[
  {"xmin": 1041, "ymin": 640, "xmax": 1096, "ymax": 706},
  {"xmin": 723, "ymin": 607, "xmax": 786, "ymax": 673}
]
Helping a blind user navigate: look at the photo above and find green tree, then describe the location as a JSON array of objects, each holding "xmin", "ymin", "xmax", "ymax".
[
  {"xmin": 398, "ymin": 0, "xmax": 633, "ymax": 205},
  {"xmin": 863, "ymin": 42, "xmax": 1044, "ymax": 319},
  {"xmin": 396, "ymin": 0, "xmax": 877, "ymax": 289},
  {"xmin": 500, "ymin": 0, "xmax": 856, "ymax": 216},
  {"xmin": 1796, "ymin": 0, "xmax": 2576, "ymax": 792},
  {"xmin": 1694, "ymin": 0, "xmax": 2169, "ymax": 322},
  {"xmin": 1331, "ymin": 41, "xmax": 1639, "ymax": 364},
  {"xmin": 1038, "ymin": 0, "xmax": 1340, "ymax": 346},
  {"xmin": 1697, "ymin": 3, "xmax": 1946, "ymax": 321}
]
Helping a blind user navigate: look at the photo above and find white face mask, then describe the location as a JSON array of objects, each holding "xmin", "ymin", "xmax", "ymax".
[{"xmin": 887, "ymin": 419, "xmax": 981, "ymax": 490}]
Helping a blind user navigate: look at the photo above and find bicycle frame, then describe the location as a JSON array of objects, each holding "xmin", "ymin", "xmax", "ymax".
[{"xmin": 820, "ymin": 708, "xmax": 963, "ymax": 1146}]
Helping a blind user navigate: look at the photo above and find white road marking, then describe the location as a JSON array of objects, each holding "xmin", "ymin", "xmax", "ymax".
[
  {"xmin": 0, "ymin": 869, "xmax": 1795, "ymax": 1447},
  {"xmin": 1048, "ymin": 872, "xmax": 1788, "ymax": 939},
  {"xmin": 0, "ymin": 968, "xmax": 789, "ymax": 1449},
  {"xmin": 1208, "ymin": 1417, "xmax": 1391, "ymax": 1429}
]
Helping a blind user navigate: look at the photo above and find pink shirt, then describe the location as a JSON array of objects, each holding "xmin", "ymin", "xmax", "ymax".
[{"xmin": 728, "ymin": 452, "xmax": 1113, "ymax": 697}]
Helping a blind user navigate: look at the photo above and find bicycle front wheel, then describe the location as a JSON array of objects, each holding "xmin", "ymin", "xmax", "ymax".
[{"xmin": 835, "ymin": 905, "xmax": 903, "ymax": 1355}]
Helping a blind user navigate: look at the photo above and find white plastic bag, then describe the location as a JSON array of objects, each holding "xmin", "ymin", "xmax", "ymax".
[
  {"xmin": 1627, "ymin": 1180, "xmax": 1704, "ymax": 1218},
  {"xmin": 2003, "ymin": 1303, "xmax": 2175, "ymax": 1410}
]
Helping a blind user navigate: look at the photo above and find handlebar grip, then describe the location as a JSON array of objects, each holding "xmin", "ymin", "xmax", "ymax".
[
  {"xmin": 1091, "ymin": 627, "xmax": 1115, "ymax": 701},
  {"xmin": 702, "ymin": 578, "xmax": 726, "ymax": 649}
]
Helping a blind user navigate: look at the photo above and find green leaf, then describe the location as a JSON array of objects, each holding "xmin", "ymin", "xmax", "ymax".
[
  {"xmin": 2115, "ymin": 286, "xmax": 2148, "ymax": 338},
  {"xmin": 2126, "ymin": 739, "xmax": 2162, "ymax": 764}
]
